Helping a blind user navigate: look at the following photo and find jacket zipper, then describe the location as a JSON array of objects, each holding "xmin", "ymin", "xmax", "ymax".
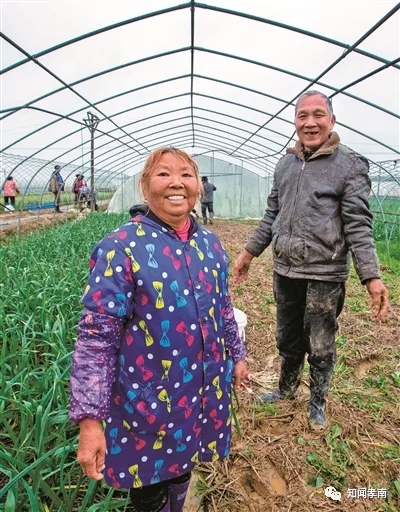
[
  {"xmin": 286, "ymin": 161, "xmax": 306, "ymax": 272},
  {"xmin": 331, "ymin": 220, "xmax": 339, "ymax": 260}
]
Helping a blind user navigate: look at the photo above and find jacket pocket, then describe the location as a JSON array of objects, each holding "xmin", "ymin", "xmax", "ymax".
[
  {"xmin": 120, "ymin": 379, "xmax": 186, "ymax": 435},
  {"xmin": 272, "ymin": 232, "xmax": 288, "ymax": 260},
  {"xmin": 303, "ymin": 218, "xmax": 340, "ymax": 264}
]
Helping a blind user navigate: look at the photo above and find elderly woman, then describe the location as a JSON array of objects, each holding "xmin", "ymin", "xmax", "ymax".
[{"xmin": 70, "ymin": 147, "xmax": 249, "ymax": 512}]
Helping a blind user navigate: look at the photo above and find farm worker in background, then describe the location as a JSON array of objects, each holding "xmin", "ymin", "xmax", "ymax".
[
  {"xmin": 48, "ymin": 165, "xmax": 64, "ymax": 213},
  {"xmin": 78, "ymin": 185, "xmax": 99, "ymax": 211},
  {"xmin": 200, "ymin": 176, "xmax": 216, "ymax": 225},
  {"xmin": 70, "ymin": 147, "xmax": 249, "ymax": 512},
  {"xmin": 85, "ymin": 186, "xmax": 99, "ymax": 211},
  {"xmin": 233, "ymin": 90, "xmax": 389, "ymax": 431},
  {"xmin": 72, "ymin": 173, "xmax": 87, "ymax": 206},
  {"xmin": 1, "ymin": 175, "xmax": 20, "ymax": 207}
]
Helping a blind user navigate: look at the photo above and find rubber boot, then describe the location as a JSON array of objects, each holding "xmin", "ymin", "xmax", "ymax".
[
  {"xmin": 131, "ymin": 496, "xmax": 170, "ymax": 512},
  {"xmin": 260, "ymin": 356, "xmax": 304, "ymax": 403},
  {"xmin": 209, "ymin": 218, "xmax": 213, "ymax": 225},
  {"xmin": 203, "ymin": 217, "xmax": 207, "ymax": 225},
  {"xmin": 308, "ymin": 356, "xmax": 334, "ymax": 431},
  {"xmin": 169, "ymin": 476, "xmax": 191, "ymax": 512}
]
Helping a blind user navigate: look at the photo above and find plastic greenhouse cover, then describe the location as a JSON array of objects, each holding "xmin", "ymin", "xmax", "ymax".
[{"xmin": 1, "ymin": 0, "xmax": 399, "ymax": 188}]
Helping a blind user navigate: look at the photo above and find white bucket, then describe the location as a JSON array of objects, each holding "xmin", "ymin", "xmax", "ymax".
[{"xmin": 233, "ymin": 307, "xmax": 247, "ymax": 342}]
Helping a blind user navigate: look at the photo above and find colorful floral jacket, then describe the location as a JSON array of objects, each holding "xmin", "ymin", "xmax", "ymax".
[{"xmin": 69, "ymin": 213, "xmax": 247, "ymax": 488}]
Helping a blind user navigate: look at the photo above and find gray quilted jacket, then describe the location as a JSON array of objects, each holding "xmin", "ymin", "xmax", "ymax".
[{"xmin": 245, "ymin": 132, "xmax": 380, "ymax": 283}]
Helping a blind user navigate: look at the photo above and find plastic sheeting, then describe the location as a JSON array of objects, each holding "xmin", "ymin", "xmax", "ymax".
[
  {"xmin": 107, "ymin": 153, "xmax": 272, "ymax": 217},
  {"xmin": 1, "ymin": 1, "xmax": 399, "ymax": 191}
]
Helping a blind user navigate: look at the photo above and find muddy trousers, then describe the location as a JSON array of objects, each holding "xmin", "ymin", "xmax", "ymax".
[
  {"xmin": 273, "ymin": 273, "xmax": 345, "ymax": 409},
  {"xmin": 130, "ymin": 472, "xmax": 191, "ymax": 512}
]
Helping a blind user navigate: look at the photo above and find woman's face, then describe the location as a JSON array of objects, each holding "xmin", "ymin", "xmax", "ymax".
[{"xmin": 142, "ymin": 152, "xmax": 200, "ymax": 229}]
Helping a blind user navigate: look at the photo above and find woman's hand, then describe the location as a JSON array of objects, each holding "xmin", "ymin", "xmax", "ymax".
[
  {"xmin": 77, "ymin": 418, "xmax": 106, "ymax": 480},
  {"xmin": 233, "ymin": 359, "xmax": 250, "ymax": 391}
]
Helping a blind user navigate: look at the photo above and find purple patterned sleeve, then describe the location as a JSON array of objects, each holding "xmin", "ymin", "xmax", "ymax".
[
  {"xmin": 223, "ymin": 294, "xmax": 248, "ymax": 362},
  {"xmin": 69, "ymin": 309, "xmax": 124, "ymax": 423}
]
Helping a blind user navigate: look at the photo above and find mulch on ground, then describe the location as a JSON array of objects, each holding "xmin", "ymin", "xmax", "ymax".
[
  {"xmin": 194, "ymin": 220, "xmax": 400, "ymax": 512},
  {"xmin": 1, "ymin": 215, "xmax": 398, "ymax": 511}
]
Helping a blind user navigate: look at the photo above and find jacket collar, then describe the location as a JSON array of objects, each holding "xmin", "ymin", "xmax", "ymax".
[
  {"xmin": 287, "ymin": 131, "xmax": 340, "ymax": 161},
  {"xmin": 129, "ymin": 204, "xmax": 198, "ymax": 238}
]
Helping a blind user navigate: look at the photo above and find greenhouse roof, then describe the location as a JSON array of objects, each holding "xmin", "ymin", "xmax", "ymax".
[{"xmin": 1, "ymin": 1, "xmax": 399, "ymax": 180}]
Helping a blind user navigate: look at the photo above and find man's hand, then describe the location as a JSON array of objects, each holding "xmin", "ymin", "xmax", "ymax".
[
  {"xmin": 365, "ymin": 278, "xmax": 389, "ymax": 320},
  {"xmin": 233, "ymin": 250, "xmax": 254, "ymax": 283},
  {"xmin": 77, "ymin": 418, "xmax": 106, "ymax": 480},
  {"xmin": 233, "ymin": 359, "xmax": 250, "ymax": 391}
]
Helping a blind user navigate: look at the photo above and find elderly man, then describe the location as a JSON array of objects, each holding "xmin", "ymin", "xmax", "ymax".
[{"xmin": 234, "ymin": 90, "xmax": 389, "ymax": 431}]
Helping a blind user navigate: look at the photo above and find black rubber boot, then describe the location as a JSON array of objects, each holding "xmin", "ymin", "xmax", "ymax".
[
  {"xmin": 203, "ymin": 217, "xmax": 207, "ymax": 225},
  {"xmin": 260, "ymin": 356, "xmax": 304, "ymax": 402},
  {"xmin": 308, "ymin": 356, "xmax": 334, "ymax": 431},
  {"xmin": 169, "ymin": 474, "xmax": 191, "ymax": 512}
]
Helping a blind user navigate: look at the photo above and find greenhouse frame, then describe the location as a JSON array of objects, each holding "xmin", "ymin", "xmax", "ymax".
[
  {"xmin": 1, "ymin": 2, "xmax": 400, "ymax": 511},
  {"xmin": 1, "ymin": 2, "xmax": 399, "ymax": 230}
]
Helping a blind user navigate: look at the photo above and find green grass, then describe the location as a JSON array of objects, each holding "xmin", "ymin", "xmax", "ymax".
[
  {"xmin": 0, "ymin": 213, "xmax": 131, "ymax": 511},
  {"xmin": 1, "ymin": 212, "xmax": 399, "ymax": 510}
]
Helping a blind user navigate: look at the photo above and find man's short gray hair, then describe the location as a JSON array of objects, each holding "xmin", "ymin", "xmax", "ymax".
[{"xmin": 295, "ymin": 90, "xmax": 334, "ymax": 117}]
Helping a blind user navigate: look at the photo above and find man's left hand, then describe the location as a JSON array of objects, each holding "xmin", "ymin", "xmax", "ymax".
[{"xmin": 365, "ymin": 278, "xmax": 390, "ymax": 320}]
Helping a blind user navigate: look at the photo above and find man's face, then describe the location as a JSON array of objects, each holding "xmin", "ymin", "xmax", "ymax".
[{"xmin": 294, "ymin": 95, "xmax": 336, "ymax": 151}]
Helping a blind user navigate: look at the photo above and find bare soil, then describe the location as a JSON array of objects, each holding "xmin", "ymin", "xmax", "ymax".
[
  {"xmin": 0, "ymin": 209, "xmax": 74, "ymax": 241},
  {"xmin": 1, "ymin": 215, "xmax": 398, "ymax": 511},
  {"xmin": 191, "ymin": 220, "xmax": 400, "ymax": 512}
]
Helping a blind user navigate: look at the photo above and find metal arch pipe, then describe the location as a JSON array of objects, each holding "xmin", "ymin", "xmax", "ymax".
[
  {"xmin": 194, "ymin": 2, "xmax": 400, "ymax": 71},
  {"xmin": 229, "ymin": 1, "xmax": 400, "ymax": 154},
  {"xmin": 100, "ymin": 130, "xmax": 271, "ymax": 177},
  {"xmin": 3, "ymin": 63, "xmax": 397, "ymax": 165},
  {"xmin": 128, "ymin": 119, "xmax": 279, "ymax": 157},
  {"xmin": 121, "ymin": 110, "xmax": 286, "ymax": 156},
  {"xmin": 130, "ymin": 126, "xmax": 269, "ymax": 163},
  {"xmin": 0, "ymin": 4, "xmax": 192, "ymax": 74},
  {"xmin": 0, "ymin": 34, "xmax": 149, "ymax": 154},
  {"xmin": 190, "ymin": 0, "xmax": 196, "ymax": 148},
  {"xmin": 3, "ymin": 1, "xmax": 398, "ymax": 75},
  {"xmin": 0, "ymin": 48, "xmax": 191, "ymax": 122},
  {"xmin": 194, "ymin": 74, "xmax": 400, "ymax": 121}
]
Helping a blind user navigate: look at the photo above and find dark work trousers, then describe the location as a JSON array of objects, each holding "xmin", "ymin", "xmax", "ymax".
[
  {"xmin": 201, "ymin": 201, "xmax": 214, "ymax": 219},
  {"xmin": 273, "ymin": 272, "xmax": 345, "ymax": 367},
  {"xmin": 130, "ymin": 472, "xmax": 191, "ymax": 512},
  {"xmin": 53, "ymin": 191, "xmax": 62, "ymax": 211},
  {"xmin": 4, "ymin": 196, "xmax": 16, "ymax": 206}
]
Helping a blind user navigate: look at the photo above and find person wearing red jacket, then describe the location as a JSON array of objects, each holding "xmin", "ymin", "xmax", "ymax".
[
  {"xmin": 72, "ymin": 173, "xmax": 88, "ymax": 206},
  {"xmin": 2, "ymin": 176, "xmax": 20, "ymax": 207}
]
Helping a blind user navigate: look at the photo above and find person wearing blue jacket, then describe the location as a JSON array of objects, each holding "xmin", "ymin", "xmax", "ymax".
[{"xmin": 70, "ymin": 147, "xmax": 249, "ymax": 512}]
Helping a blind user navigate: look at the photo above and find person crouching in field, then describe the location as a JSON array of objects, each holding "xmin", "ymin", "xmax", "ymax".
[{"xmin": 70, "ymin": 147, "xmax": 249, "ymax": 512}]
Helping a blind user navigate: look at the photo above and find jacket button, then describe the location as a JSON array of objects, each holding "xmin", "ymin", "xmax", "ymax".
[
  {"xmin": 194, "ymin": 281, "xmax": 201, "ymax": 289},
  {"xmin": 184, "ymin": 243, "xmax": 190, "ymax": 251},
  {"xmin": 201, "ymin": 317, "xmax": 208, "ymax": 325}
]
